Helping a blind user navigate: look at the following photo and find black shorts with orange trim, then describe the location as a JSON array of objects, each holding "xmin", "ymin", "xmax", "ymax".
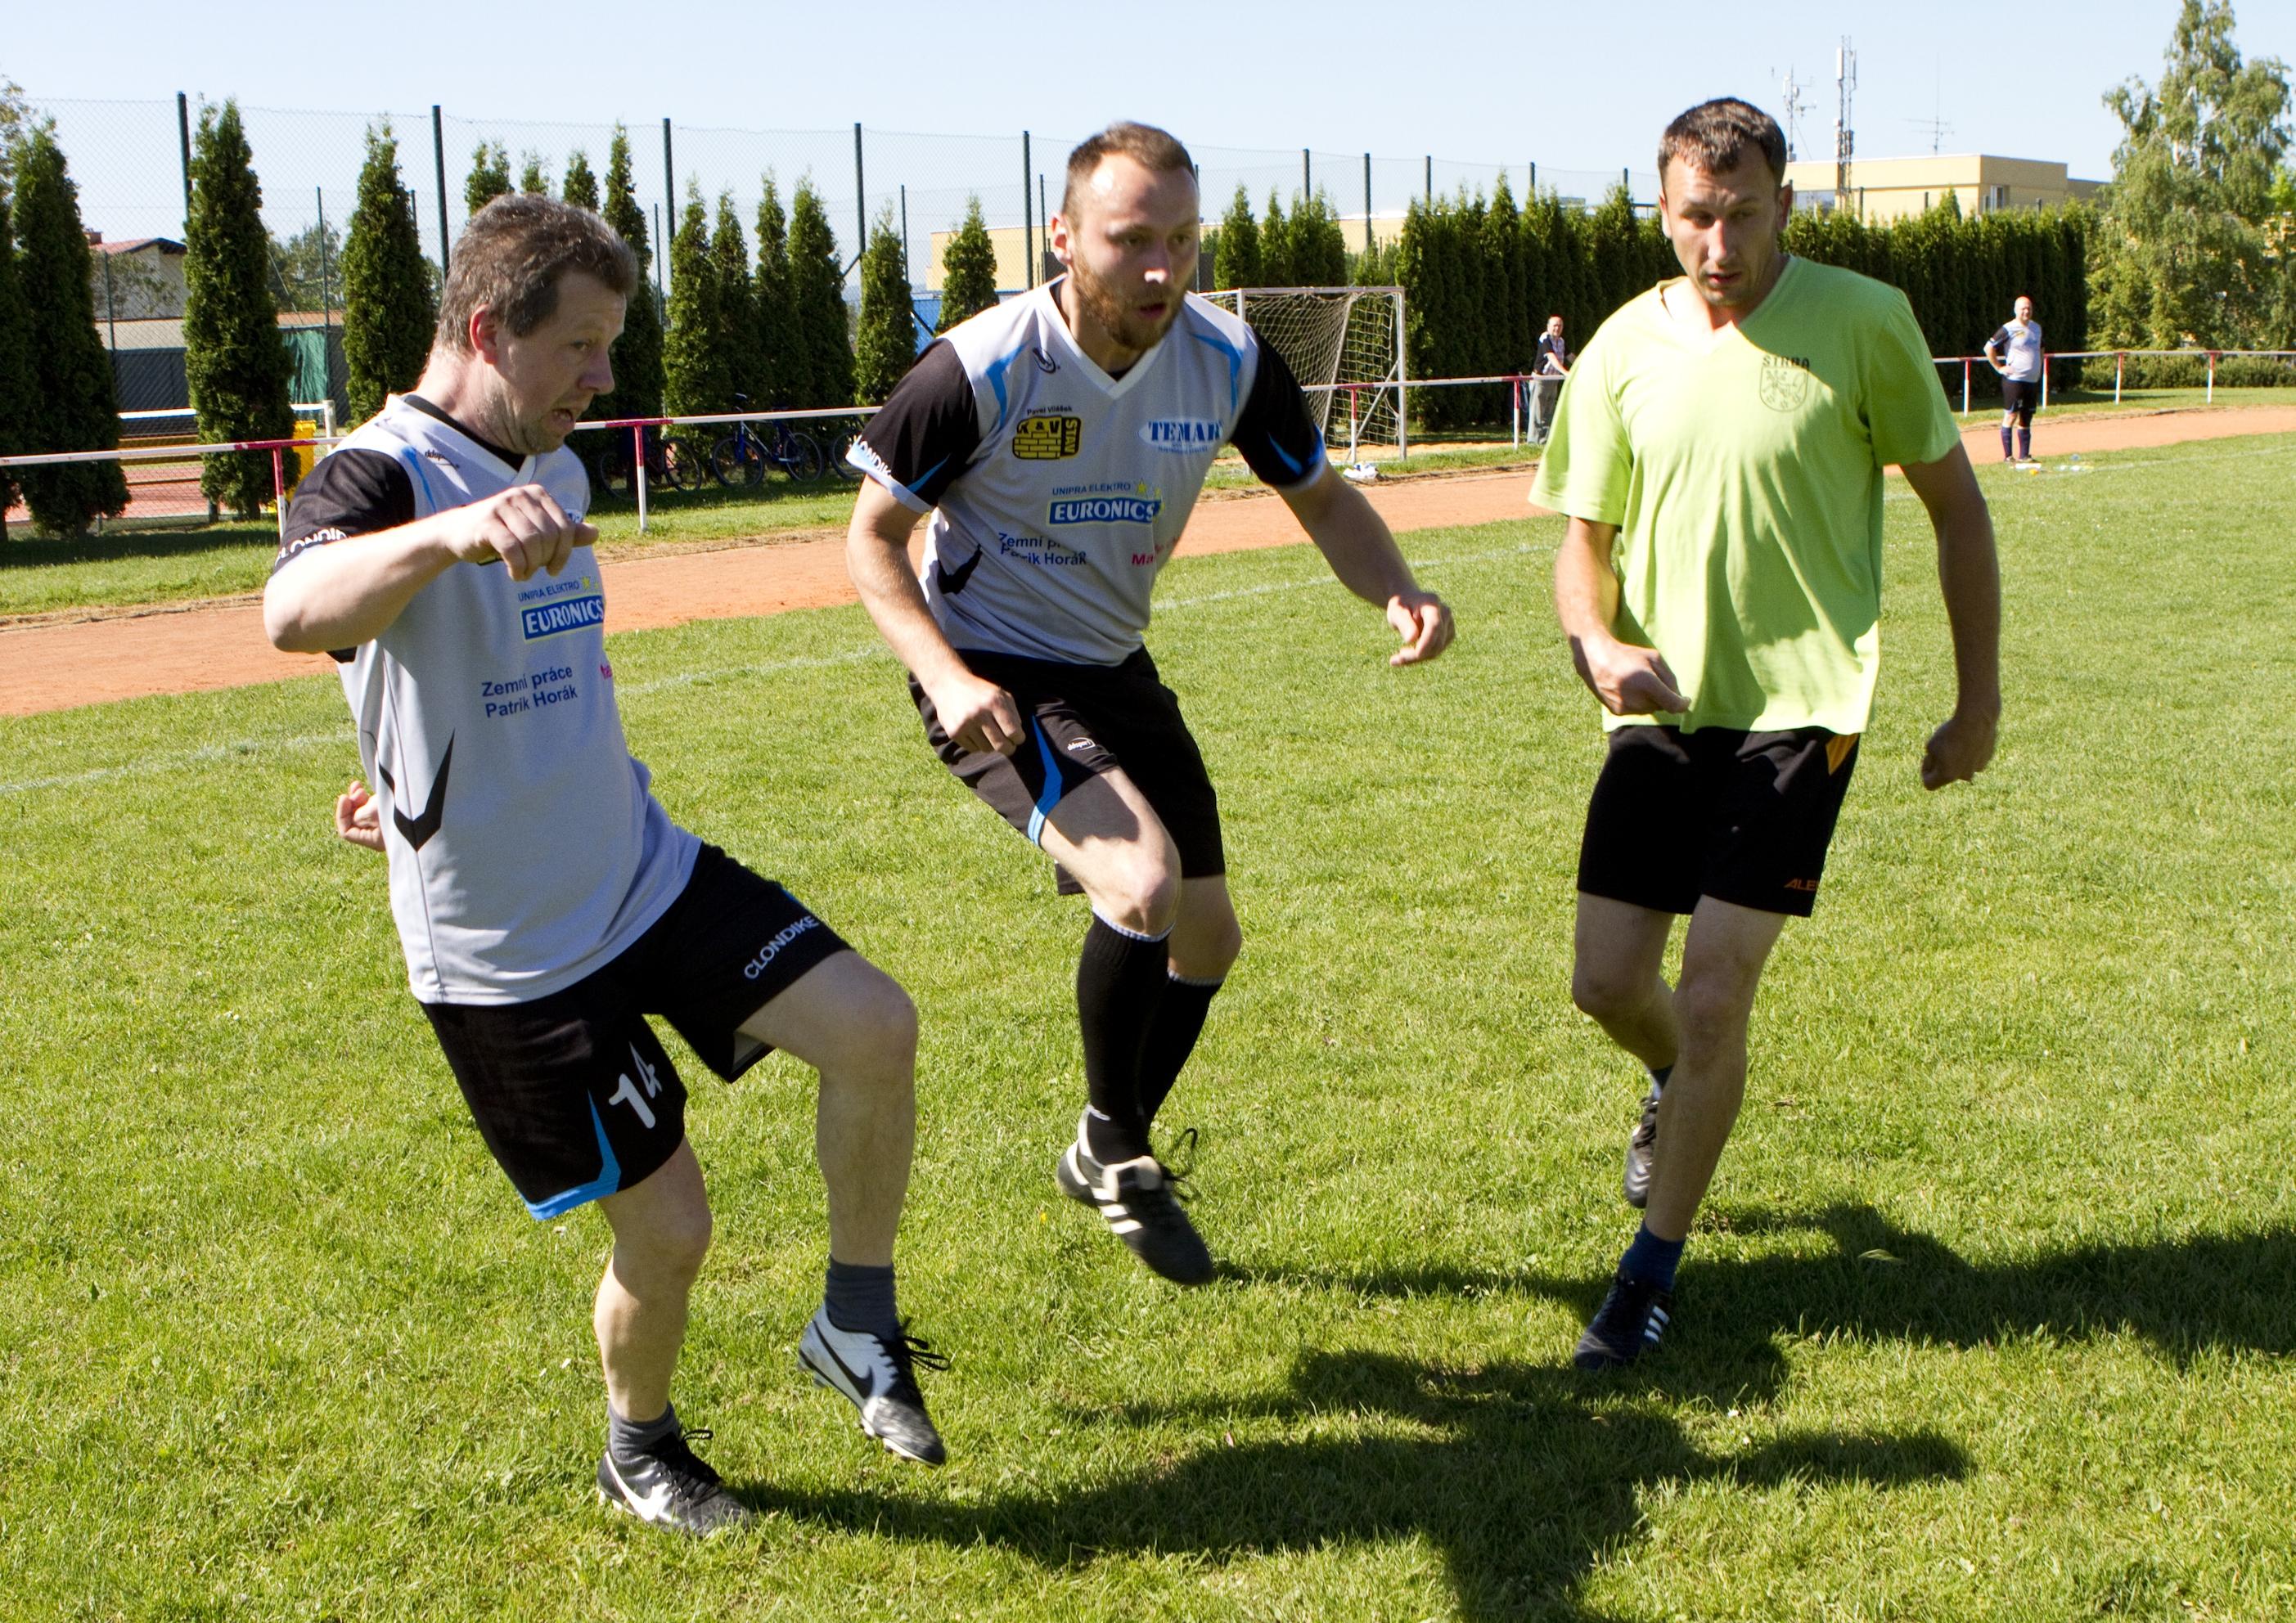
[
  {"xmin": 1576, "ymin": 725, "xmax": 1861, "ymax": 919},
  {"xmin": 910, "ymin": 646, "xmax": 1224, "ymax": 897}
]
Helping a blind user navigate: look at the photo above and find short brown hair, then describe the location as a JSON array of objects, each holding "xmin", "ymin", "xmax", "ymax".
[
  {"xmin": 1657, "ymin": 99, "xmax": 1788, "ymax": 189},
  {"xmin": 435, "ymin": 193, "xmax": 637, "ymax": 354},
  {"xmin": 1062, "ymin": 122, "xmax": 1195, "ymax": 218}
]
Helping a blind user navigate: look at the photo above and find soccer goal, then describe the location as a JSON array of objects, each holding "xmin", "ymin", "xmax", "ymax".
[{"xmin": 1201, "ymin": 285, "xmax": 1407, "ymax": 461}]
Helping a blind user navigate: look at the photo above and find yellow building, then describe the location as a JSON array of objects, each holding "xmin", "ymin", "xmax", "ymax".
[{"xmin": 1781, "ymin": 154, "xmax": 2104, "ymax": 223}]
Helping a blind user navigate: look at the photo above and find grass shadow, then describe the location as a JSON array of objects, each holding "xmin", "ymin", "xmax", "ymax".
[{"xmin": 0, "ymin": 523, "xmax": 277, "ymax": 571}]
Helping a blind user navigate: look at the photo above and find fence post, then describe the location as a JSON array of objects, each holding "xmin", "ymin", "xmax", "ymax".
[
  {"xmin": 1961, "ymin": 357, "xmax": 1970, "ymax": 417},
  {"xmin": 176, "ymin": 92, "xmax": 194, "ymax": 231},
  {"xmin": 1022, "ymin": 131, "xmax": 1033, "ymax": 289},
  {"xmin": 1302, "ymin": 148, "xmax": 1310, "ymax": 200},
  {"xmin": 431, "ymin": 106, "xmax": 450, "ymax": 275},
  {"xmin": 272, "ymin": 447, "xmax": 286, "ymax": 542},
  {"xmin": 2114, "ymin": 351, "xmax": 2123, "ymax": 404},
  {"xmin": 1511, "ymin": 376, "xmax": 1520, "ymax": 448},
  {"xmin": 1424, "ymin": 155, "xmax": 1431, "ymax": 206},
  {"xmin": 1362, "ymin": 153, "xmax": 1372, "ymax": 253},
  {"xmin": 2208, "ymin": 350, "xmax": 2217, "ymax": 403},
  {"xmin": 660, "ymin": 120, "xmax": 674, "ymax": 291},
  {"xmin": 2040, "ymin": 353, "xmax": 2049, "ymax": 410},
  {"xmin": 853, "ymin": 123, "xmax": 867, "ymax": 277},
  {"xmin": 634, "ymin": 425, "xmax": 649, "ymax": 533}
]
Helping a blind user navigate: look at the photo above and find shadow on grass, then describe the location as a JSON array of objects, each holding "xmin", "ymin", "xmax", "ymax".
[
  {"xmin": 753, "ymin": 1341, "xmax": 1962, "ymax": 1621},
  {"xmin": 1243, "ymin": 1203, "xmax": 2296, "ymax": 1366},
  {"xmin": 0, "ymin": 524, "xmax": 277, "ymax": 569}
]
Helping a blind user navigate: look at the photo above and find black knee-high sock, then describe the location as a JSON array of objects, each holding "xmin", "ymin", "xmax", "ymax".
[
  {"xmin": 1138, "ymin": 973, "xmax": 1222, "ymax": 1127},
  {"xmin": 2017, "ymin": 425, "xmax": 2031, "ymax": 460},
  {"xmin": 1076, "ymin": 913, "xmax": 1171, "ymax": 1162},
  {"xmin": 2000, "ymin": 424, "xmax": 2013, "ymax": 459}
]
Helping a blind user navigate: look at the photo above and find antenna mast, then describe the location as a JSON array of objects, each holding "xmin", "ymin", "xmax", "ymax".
[
  {"xmin": 1776, "ymin": 65, "xmax": 1812, "ymax": 163},
  {"xmin": 1834, "ymin": 38, "xmax": 1857, "ymax": 208}
]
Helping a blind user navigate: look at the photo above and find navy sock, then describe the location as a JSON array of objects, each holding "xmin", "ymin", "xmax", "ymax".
[
  {"xmin": 1138, "ymin": 973, "xmax": 1222, "ymax": 1126},
  {"xmin": 2000, "ymin": 425, "xmax": 2013, "ymax": 459},
  {"xmin": 608, "ymin": 1400, "xmax": 680, "ymax": 1465},
  {"xmin": 1076, "ymin": 913, "xmax": 1171, "ymax": 1162},
  {"xmin": 2017, "ymin": 426, "xmax": 2031, "ymax": 460},
  {"xmin": 824, "ymin": 1257, "xmax": 899, "ymax": 1342},
  {"xmin": 1619, "ymin": 1223, "xmax": 1686, "ymax": 1291}
]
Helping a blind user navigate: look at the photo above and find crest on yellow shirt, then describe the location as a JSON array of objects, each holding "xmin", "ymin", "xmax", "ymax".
[{"xmin": 1758, "ymin": 353, "xmax": 1812, "ymax": 412}]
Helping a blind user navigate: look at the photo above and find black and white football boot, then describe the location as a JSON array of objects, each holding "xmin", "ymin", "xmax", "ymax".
[
  {"xmin": 1054, "ymin": 1123, "xmax": 1215, "ymax": 1286},
  {"xmin": 1623, "ymin": 1078, "xmax": 1663, "ymax": 1209},
  {"xmin": 1572, "ymin": 1270, "xmax": 1674, "ymax": 1371},
  {"xmin": 595, "ymin": 1423, "xmax": 751, "ymax": 1536},
  {"xmin": 797, "ymin": 1307, "xmax": 949, "ymax": 1466}
]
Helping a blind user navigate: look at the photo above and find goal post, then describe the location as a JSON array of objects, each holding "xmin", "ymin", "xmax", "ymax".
[{"xmin": 1200, "ymin": 285, "xmax": 1407, "ymax": 462}]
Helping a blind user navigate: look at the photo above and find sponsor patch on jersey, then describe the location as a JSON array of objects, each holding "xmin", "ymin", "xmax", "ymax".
[
  {"xmin": 1758, "ymin": 354, "xmax": 1812, "ymax": 412},
  {"xmin": 520, "ymin": 592, "xmax": 606, "ymax": 640},
  {"xmin": 1012, "ymin": 413, "xmax": 1083, "ymax": 460},
  {"xmin": 1049, "ymin": 493, "xmax": 1162, "ymax": 526},
  {"xmin": 1140, "ymin": 417, "xmax": 1224, "ymax": 452}
]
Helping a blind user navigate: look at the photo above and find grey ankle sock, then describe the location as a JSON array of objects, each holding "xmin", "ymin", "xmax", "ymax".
[
  {"xmin": 608, "ymin": 1400, "xmax": 679, "ymax": 1463},
  {"xmin": 824, "ymin": 1257, "xmax": 899, "ymax": 1342}
]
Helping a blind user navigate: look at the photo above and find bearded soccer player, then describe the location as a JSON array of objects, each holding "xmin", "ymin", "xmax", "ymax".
[
  {"xmin": 845, "ymin": 122, "xmax": 1452, "ymax": 1285},
  {"xmin": 1531, "ymin": 101, "xmax": 2001, "ymax": 1369},
  {"xmin": 266, "ymin": 196, "xmax": 946, "ymax": 1535}
]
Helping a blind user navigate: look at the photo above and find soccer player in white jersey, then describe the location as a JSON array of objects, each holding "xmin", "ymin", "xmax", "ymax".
[
  {"xmin": 265, "ymin": 196, "xmax": 945, "ymax": 1536},
  {"xmin": 1985, "ymin": 295, "xmax": 2045, "ymax": 463},
  {"xmin": 845, "ymin": 123, "xmax": 1454, "ymax": 1285}
]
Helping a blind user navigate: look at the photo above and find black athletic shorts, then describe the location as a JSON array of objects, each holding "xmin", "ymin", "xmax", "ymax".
[
  {"xmin": 421, "ymin": 843, "xmax": 849, "ymax": 1218},
  {"xmin": 2001, "ymin": 377, "xmax": 2040, "ymax": 422},
  {"xmin": 910, "ymin": 646, "xmax": 1224, "ymax": 897},
  {"xmin": 1576, "ymin": 725, "xmax": 1861, "ymax": 919}
]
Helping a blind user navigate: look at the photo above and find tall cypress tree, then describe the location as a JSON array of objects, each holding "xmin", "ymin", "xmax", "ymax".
[
  {"xmin": 788, "ymin": 178, "xmax": 853, "ymax": 407},
  {"xmin": 1289, "ymin": 189, "xmax": 1348, "ymax": 285},
  {"xmin": 13, "ymin": 127, "xmax": 127, "ymax": 534},
  {"xmin": 593, "ymin": 126, "xmax": 662, "ymax": 422},
  {"xmin": 662, "ymin": 187, "xmax": 727, "ymax": 416},
  {"xmin": 754, "ymin": 175, "xmax": 797, "ymax": 406},
  {"xmin": 1215, "ymin": 184, "xmax": 1262, "ymax": 287},
  {"xmin": 184, "ymin": 101, "xmax": 295, "ymax": 518},
  {"xmin": 855, "ymin": 205, "xmax": 917, "ymax": 402},
  {"xmin": 709, "ymin": 191, "xmax": 761, "ymax": 403},
  {"xmin": 0, "ymin": 193, "xmax": 35, "ymax": 537},
  {"xmin": 1260, "ymin": 192, "xmax": 1293, "ymax": 285},
  {"xmin": 561, "ymin": 150, "xmax": 599, "ymax": 213},
  {"xmin": 518, "ymin": 152, "xmax": 548, "ymax": 196},
  {"xmin": 341, "ymin": 122, "xmax": 434, "ymax": 426},
  {"xmin": 465, "ymin": 142, "xmax": 511, "ymax": 217},
  {"xmin": 938, "ymin": 194, "xmax": 999, "ymax": 332}
]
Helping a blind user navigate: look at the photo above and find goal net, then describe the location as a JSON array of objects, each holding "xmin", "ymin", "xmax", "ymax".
[{"xmin": 1200, "ymin": 285, "xmax": 1406, "ymax": 461}]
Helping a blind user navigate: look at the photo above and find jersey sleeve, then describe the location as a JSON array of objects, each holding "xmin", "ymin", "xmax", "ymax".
[
  {"xmin": 849, "ymin": 340, "xmax": 983, "ymax": 510},
  {"xmin": 1865, "ymin": 291, "xmax": 1962, "ymax": 470},
  {"xmin": 1228, "ymin": 340, "xmax": 1326, "ymax": 489},
  {"xmin": 1986, "ymin": 325, "xmax": 2010, "ymax": 353},
  {"xmin": 1528, "ymin": 331, "xmax": 1631, "ymax": 525},
  {"xmin": 273, "ymin": 447, "xmax": 415, "ymax": 575}
]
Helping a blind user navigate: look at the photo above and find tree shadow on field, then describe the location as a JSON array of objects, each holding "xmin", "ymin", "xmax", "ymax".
[
  {"xmin": 752, "ymin": 1339, "xmax": 1965, "ymax": 1621},
  {"xmin": 1236, "ymin": 1204, "xmax": 2296, "ymax": 1367}
]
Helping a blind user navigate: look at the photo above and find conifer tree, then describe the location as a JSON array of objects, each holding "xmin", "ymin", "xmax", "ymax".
[
  {"xmin": 184, "ymin": 101, "xmax": 295, "ymax": 517},
  {"xmin": 788, "ymin": 178, "xmax": 853, "ymax": 407},
  {"xmin": 341, "ymin": 121, "xmax": 435, "ymax": 426},
  {"xmin": 709, "ymin": 191, "xmax": 760, "ymax": 402},
  {"xmin": 1215, "ymin": 184, "xmax": 1262, "ymax": 287},
  {"xmin": 465, "ymin": 141, "xmax": 511, "ymax": 216},
  {"xmin": 855, "ymin": 205, "xmax": 918, "ymax": 402},
  {"xmin": 1288, "ymin": 189, "xmax": 1348, "ymax": 285},
  {"xmin": 12, "ymin": 127, "xmax": 127, "ymax": 533},
  {"xmin": 593, "ymin": 127, "xmax": 663, "ymax": 422},
  {"xmin": 518, "ymin": 152, "xmax": 547, "ymax": 196},
  {"xmin": 0, "ymin": 193, "xmax": 35, "ymax": 536},
  {"xmin": 1260, "ymin": 192, "xmax": 1292, "ymax": 285},
  {"xmin": 938, "ymin": 194, "xmax": 999, "ymax": 332},
  {"xmin": 560, "ymin": 150, "xmax": 598, "ymax": 213},
  {"xmin": 662, "ymin": 187, "xmax": 727, "ymax": 416},
  {"xmin": 754, "ymin": 174, "xmax": 796, "ymax": 404}
]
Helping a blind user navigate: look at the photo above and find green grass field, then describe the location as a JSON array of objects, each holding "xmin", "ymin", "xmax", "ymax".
[{"xmin": 2, "ymin": 434, "xmax": 2293, "ymax": 1619}]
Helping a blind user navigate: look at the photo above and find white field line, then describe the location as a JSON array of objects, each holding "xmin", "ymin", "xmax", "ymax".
[{"xmin": 0, "ymin": 541, "xmax": 1542, "ymax": 800}]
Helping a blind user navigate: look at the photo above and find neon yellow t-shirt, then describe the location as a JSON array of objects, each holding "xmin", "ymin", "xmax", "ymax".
[{"xmin": 1529, "ymin": 256, "xmax": 1960, "ymax": 735}]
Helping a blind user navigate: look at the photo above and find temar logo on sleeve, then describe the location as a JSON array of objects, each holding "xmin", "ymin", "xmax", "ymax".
[{"xmin": 520, "ymin": 592, "xmax": 606, "ymax": 640}]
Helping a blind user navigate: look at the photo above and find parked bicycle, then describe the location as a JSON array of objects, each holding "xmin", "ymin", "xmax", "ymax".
[
  {"xmin": 710, "ymin": 395, "xmax": 827, "ymax": 488},
  {"xmin": 582, "ymin": 424, "xmax": 705, "ymax": 497},
  {"xmin": 820, "ymin": 415, "xmax": 869, "ymax": 483}
]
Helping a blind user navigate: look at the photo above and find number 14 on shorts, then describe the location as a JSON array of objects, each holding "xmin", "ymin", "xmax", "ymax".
[{"xmin": 608, "ymin": 1044, "xmax": 664, "ymax": 1128}]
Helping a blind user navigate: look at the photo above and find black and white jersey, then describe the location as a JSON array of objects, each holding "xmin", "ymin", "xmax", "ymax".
[
  {"xmin": 1988, "ymin": 318, "xmax": 2044, "ymax": 381},
  {"xmin": 278, "ymin": 395, "xmax": 697, "ymax": 1005},
  {"xmin": 849, "ymin": 278, "xmax": 1326, "ymax": 665}
]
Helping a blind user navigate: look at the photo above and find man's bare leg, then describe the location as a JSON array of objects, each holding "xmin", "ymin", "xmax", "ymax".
[{"xmin": 594, "ymin": 1140, "xmax": 713, "ymax": 1424}]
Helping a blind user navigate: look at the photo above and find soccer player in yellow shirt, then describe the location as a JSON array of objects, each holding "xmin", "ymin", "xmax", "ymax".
[{"xmin": 1531, "ymin": 99, "xmax": 2001, "ymax": 1369}]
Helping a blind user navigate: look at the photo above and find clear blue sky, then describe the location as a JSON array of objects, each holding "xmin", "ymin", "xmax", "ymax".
[{"xmin": 14, "ymin": 0, "xmax": 2290, "ymax": 178}]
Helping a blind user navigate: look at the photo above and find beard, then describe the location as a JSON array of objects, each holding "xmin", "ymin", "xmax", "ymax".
[{"xmin": 1069, "ymin": 254, "xmax": 1182, "ymax": 355}]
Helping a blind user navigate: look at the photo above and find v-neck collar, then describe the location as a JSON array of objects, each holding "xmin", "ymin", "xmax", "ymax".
[
  {"xmin": 1653, "ymin": 255, "xmax": 1802, "ymax": 355},
  {"xmin": 1036, "ymin": 277, "xmax": 1169, "ymax": 400},
  {"xmin": 403, "ymin": 393, "xmax": 531, "ymax": 476}
]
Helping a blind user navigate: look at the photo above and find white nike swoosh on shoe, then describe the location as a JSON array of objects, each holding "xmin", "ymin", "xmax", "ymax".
[{"xmin": 604, "ymin": 1457, "xmax": 677, "ymax": 1522}]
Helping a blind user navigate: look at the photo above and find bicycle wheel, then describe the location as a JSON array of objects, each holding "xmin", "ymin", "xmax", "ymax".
[
  {"xmin": 782, "ymin": 430, "xmax": 826, "ymax": 483},
  {"xmin": 709, "ymin": 434, "xmax": 763, "ymax": 489},
  {"xmin": 661, "ymin": 436, "xmax": 707, "ymax": 491},
  {"xmin": 826, "ymin": 428, "xmax": 865, "ymax": 481}
]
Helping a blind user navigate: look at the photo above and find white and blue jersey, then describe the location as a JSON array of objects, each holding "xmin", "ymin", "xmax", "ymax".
[
  {"xmin": 849, "ymin": 278, "xmax": 1326, "ymax": 666},
  {"xmin": 277, "ymin": 394, "xmax": 696, "ymax": 1005},
  {"xmin": 1987, "ymin": 317, "xmax": 2044, "ymax": 382}
]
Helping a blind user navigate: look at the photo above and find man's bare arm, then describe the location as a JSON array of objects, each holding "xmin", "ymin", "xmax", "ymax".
[
  {"xmin": 1275, "ymin": 464, "xmax": 1454, "ymax": 666},
  {"xmin": 1900, "ymin": 443, "xmax": 2001, "ymax": 789},
  {"xmin": 1552, "ymin": 516, "xmax": 1688, "ymax": 715},
  {"xmin": 843, "ymin": 478, "xmax": 1024, "ymax": 755},
  {"xmin": 263, "ymin": 483, "xmax": 592, "ymax": 653}
]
